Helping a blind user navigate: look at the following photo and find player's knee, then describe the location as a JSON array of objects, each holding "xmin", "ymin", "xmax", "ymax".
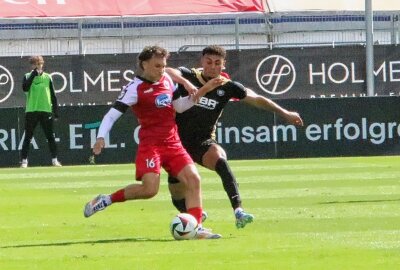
[
  {"xmin": 176, "ymin": 165, "xmax": 201, "ymax": 191},
  {"xmin": 215, "ymin": 150, "xmax": 227, "ymax": 160},
  {"xmin": 203, "ymin": 145, "xmax": 227, "ymax": 168},
  {"xmin": 142, "ymin": 184, "xmax": 159, "ymax": 198},
  {"xmin": 143, "ymin": 189, "xmax": 158, "ymax": 198},
  {"xmin": 186, "ymin": 171, "xmax": 201, "ymax": 190}
]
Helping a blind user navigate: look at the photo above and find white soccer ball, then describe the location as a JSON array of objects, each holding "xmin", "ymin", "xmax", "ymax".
[{"xmin": 170, "ymin": 213, "xmax": 198, "ymax": 240}]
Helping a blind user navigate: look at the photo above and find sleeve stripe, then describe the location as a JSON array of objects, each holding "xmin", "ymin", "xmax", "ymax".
[{"xmin": 113, "ymin": 100, "xmax": 129, "ymax": 113}]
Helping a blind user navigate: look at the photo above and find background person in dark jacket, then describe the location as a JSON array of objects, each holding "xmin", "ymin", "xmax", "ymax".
[{"xmin": 20, "ymin": 55, "xmax": 61, "ymax": 168}]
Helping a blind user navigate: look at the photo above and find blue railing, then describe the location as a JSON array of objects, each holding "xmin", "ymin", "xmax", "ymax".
[{"xmin": 0, "ymin": 15, "xmax": 392, "ymax": 31}]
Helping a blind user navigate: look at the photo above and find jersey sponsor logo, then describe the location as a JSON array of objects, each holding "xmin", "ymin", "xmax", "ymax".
[
  {"xmin": 144, "ymin": 88, "xmax": 153, "ymax": 93},
  {"xmin": 256, "ymin": 55, "xmax": 296, "ymax": 95},
  {"xmin": 155, "ymin": 93, "xmax": 172, "ymax": 108},
  {"xmin": 196, "ymin": 96, "xmax": 218, "ymax": 110}
]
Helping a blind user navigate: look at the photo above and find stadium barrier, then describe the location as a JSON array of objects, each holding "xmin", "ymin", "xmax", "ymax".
[
  {"xmin": 1, "ymin": 96, "xmax": 399, "ymax": 167},
  {"xmin": 1, "ymin": 45, "xmax": 400, "ymax": 109}
]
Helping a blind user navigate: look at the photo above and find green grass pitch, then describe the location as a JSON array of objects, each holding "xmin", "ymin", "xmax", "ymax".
[{"xmin": 1, "ymin": 156, "xmax": 399, "ymax": 270}]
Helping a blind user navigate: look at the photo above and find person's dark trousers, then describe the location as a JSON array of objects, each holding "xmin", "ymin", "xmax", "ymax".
[{"xmin": 21, "ymin": 112, "xmax": 58, "ymax": 160}]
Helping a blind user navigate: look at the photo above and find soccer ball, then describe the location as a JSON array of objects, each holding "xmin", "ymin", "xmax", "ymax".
[{"xmin": 170, "ymin": 213, "xmax": 198, "ymax": 240}]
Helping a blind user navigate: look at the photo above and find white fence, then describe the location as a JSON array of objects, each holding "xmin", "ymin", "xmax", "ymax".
[{"xmin": 0, "ymin": 12, "xmax": 398, "ymax": 56}]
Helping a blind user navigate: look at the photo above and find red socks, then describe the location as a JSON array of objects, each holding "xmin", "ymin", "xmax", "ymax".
[
  {"xmin": 110, "ymin": 189, "xmax": 126, "ymax": 203},
  {"xmin": 110, "ymin": 189, "xmax": 202, "ymax": 226},
  {"xmin": 187, "ymin": 207, "xmax": 203, "ymax": 224}
]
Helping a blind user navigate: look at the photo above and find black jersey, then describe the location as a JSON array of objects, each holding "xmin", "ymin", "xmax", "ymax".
[{"xmin": 173, "ymin": 67, "xmax": 247, "ymax": 145}]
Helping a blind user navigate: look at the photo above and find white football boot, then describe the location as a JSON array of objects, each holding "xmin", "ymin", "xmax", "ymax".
[
  {"xmin": 84, "ymin": 194, "xmax": 111, "ymax": 218},
  {"xmin": 194, "ymin": 227, "xmax": 222, "ymax": 240}
]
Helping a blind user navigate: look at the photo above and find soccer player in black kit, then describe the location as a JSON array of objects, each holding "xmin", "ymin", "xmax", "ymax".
[{"xmin": 167, "ymin": 45, "xmax": 304, "ymax": 228}]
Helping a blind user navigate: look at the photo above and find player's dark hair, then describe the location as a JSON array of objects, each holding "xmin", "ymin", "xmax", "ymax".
[
  {"xmin": 137, "ymin": 45, "xmax": 169, "ymax": 70},
  {"xmin": 202, "ymin": 45, "xmax": 226, "ymax": 59}
]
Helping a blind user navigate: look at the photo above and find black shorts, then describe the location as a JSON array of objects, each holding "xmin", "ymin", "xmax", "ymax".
[
  {"xmin": 168, "ymin": 138, "xmax": 217, "ymax": 184},
  {"xmin": 184, "ymin": 138, "xmax": 217, "ymax": 165}
]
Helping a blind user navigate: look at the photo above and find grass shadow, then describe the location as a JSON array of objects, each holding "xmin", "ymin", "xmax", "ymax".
[
  {"xmin": 319, "ymin": 198, "xmax": 400, "ymax": 205},
  {"xmin": 1, "ymin": 237, "xmax": 174, "ymax": 249}
]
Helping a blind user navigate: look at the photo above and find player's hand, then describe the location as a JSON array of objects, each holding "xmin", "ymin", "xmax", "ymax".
[
  {"xmin": 192, "ymin": 77, "xmax": 226, "ymax": 103},
  {"xmin": 32, "ymin": 69, "xmax": 39, "ymax": 77},
  {"xmin": 203, "ymin": 77, "xmax": 225, "ymax": 92},
  {"xmin": 285, "ymin": 111, "xmax": 304, "ymax": 126},
  {"xmin": 182, "ymin": 79, "xmax": 198, "ymax": 95},
  {"xmin": 93, "ymin": 138, "xmax": 105, "ymax": 155}
]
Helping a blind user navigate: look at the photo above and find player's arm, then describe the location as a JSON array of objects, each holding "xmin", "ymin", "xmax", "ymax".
[
  {"xmin": 22, "ymin": 69, "xmax": 39, "ymax": 92},
  {"xmin": 243, "ymin": 88, "xmax": 304, "ymax": 126},
  {"xmin": 168, "ymin": 67, "xmax": 224, "ymax": 112},
  {"xmin": 166, "ymin": 66, "xmax": 223, "ymax": 98},
  {"xmin": 49, "ymin": 79, "xmax": 59, "ymax": 119},
  {"xmin": 93, "ymin": 104, "xmax": 127, "ymax": 155},
  {"xmin": 172, "ymin": 77, "xmax": 225, "ymax": 113},
  {"xmin": 93, "ymin": 83, "xmax": 135, "ymax": 155},
  {"xmin": 165, "ymin": 67, "xmax": 197, "ymax": 95},
  {"xmin": 193, "ymin": 77, "xmax": 224, "ymax": 101}
]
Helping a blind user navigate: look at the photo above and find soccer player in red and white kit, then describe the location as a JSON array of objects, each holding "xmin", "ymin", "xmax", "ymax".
[{"xmin": 83, "ymin": 46, "xmax": 224, "ymax": 239}]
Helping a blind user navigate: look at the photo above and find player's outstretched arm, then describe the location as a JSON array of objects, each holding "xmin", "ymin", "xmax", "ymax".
[
  {"xmin": 172, "ymin": 77, "xmax": 225, "ymax": 113},
  {"xmin": 243, "ymin": 88, "xmax": 304, "ymax": 126},
  {"xmin": 165, "ymin": 67, "xmax": 224, "ymax": 99},
  {"xmin": 93, "ymin": 108, "xmax": 124, "ymax": 155},
  {"xmin": 165, "ymin": 67, "xmax": 197, "ymax": 95}
]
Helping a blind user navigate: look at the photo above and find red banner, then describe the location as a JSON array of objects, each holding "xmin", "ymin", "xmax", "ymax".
[{"xmin": 0, "ymin": 0, "xmax": 265, "ymax": 18}]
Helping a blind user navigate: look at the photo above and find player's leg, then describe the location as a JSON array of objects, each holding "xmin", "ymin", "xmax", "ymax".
[
  {"xmin": 202, "ymin": 143, "xmax": 254, "ymax": 229},
  {"xmin": 123, "ymin": 172, "xmax": 160, "ymax": 199},
  {"xmin": 168, "ymin": 141, "xmax": 208, "ymax": 221},
  {"xmin": 20, "ymin": 112, "xmax": 39, "ymax": 167},
  {"xmin": 83, "ymin": 173, "xmax": 160, "ymax": 218},
  {"xmin": 112, "ymin": 144, "xmax": 161, "ymax": 201},
  {"xmin": 39, "ymin": 112, "xmax": 61, "ymax": 166},
  {"xmin": 166, "ymin": 151, "xmax": 202, "ymax": 225},
  {"xmin": 168, "ymin": 141, "xmax": 206, "ymax": 215},
  {"xmin": 168, "ymin": 176, "xmax": 187, "ymax": 212},
  {"xmin": 83, "ymin": 146, "xmax": 161, "ymax": 218},
  {"xmin": 168, "ymin": 176, "xmax": 208, "ymax": 222},
  {"xmin": 202, "ymin": 144, "xmax": 242, "ymax": 208},
  {"xmin": 166, "ymin": 145, "xmax": 221, "ymax": 239},
  {"xmin": 175, "ymin": 164, "xmax": 221, "ymax": 239},
  {"xmin": 175, "ymin": 164, "xmax": 201, "ymax": 212}
]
